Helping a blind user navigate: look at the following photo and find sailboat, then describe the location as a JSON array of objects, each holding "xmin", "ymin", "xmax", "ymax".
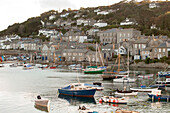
[
  {"xmin": 58, "ymin": 70, "xmax": 99, "ymax": 97},
  {"xmin": 114, "ymin": 46, "xmax": 137, "ymax": 96},
  {"xmin": 113, "ymin": 47, "xmax": 136, "ymax": 83},
  {"xmin": 102, "ymin": 44, "xmax": 128, "ymax": 80},
  {"xmin": 84, "ymin": 43, "xmax": 106, "ymax": 74}
]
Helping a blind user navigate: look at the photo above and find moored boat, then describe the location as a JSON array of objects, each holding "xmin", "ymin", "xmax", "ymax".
[
  {"xmin": 148, "ymin": 90, "xmax": 170, "ymax": 101},
  {"xmin": 99, "ymin": 96, "xmax": 129, "ymax": 104},
  {"xmin": 130, "ymin": 85, "xmax": 158, "ymax": 92},
  {"xmin": 58, "ymin": 83, "xmax": 96, "ymax": 97},
  {"xmin": 158, "ymin": 71, "xmax": 170, "ymax": 78},
  {"xmin": 137, "ymin": 74, "xmax": 154, "ymax": 79},
  {"xmin": 115, "ymin": 89, "xmax": 138, "ymax": 96},
  {"xmin": 156, "ymin": 78, "xmax": 170, "ymax": 85},
  {"xmin": 84, "ymin": 67, "xmax": 106, "ymax": 74},
  {"xmin": 35, "ymin": 95, "xmax": 50, "ymax": 112},
  {"xmin": 113, "ymin": 77, "xmax": 136, "ymax": 83},
  {"xmin": 50, "ymin": 66, "xmax": 56, "ymax": 69},
  {"xmin": 102, "ymin": 72, "xmax": 128, "ymax": 80},
  {"xmin": 23, "ymin": 64, "xmax": 33, "ymax": 70}
]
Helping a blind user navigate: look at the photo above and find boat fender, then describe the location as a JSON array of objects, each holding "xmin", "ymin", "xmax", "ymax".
[
  {"xmin": 99, "ymin": 98, "xmax": 103, "ymax": 103},
  {"xmin": 109, "ymin": 99, "xmax": 111, "ymax": 103},
  {"xmin": 113, "ymin": 99, "xmax": 115, "ymax": 103}
]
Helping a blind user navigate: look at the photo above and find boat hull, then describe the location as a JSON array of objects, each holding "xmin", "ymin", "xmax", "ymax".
[
  {"xmin": 84, "ymin": 69, "xmax": 105, "ymax": 74},
  {"xmin": 58, "ymin": 89, "xmax": 96, "ymax": 97},
  {"xmin": 35, "ymin": 99, "xmax": 50, "ymax": 108},
  {"xmin": 115, "ymin": 92, "xmax": 138, "ymax": 96},
  {"xmin": 100, "ymin": 96, "xmax": 128, "ymax": 104},
  {"xmin": 148, "ymin": 93, "xmax": 170, "ymax": 101},
  {"xmin": 130, "ymin": 87, "xmax": 158, "ymax": 92}
]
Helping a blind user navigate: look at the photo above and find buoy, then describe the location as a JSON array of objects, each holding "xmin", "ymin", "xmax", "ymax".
[
  {"xmin": 109, "ymin": 99, "xmax": 111, "ymax": 103},
  {"xmin": 158, "ymin": 98, "xmax": 160, "ymax": 102},
  {"xmin": 113, "ymin": 99, "xmax": 115, "ymax": 103}
]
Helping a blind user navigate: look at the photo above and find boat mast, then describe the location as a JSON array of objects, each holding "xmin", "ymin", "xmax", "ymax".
[
  {"xmin": 96, "ymin": 43, "xmax": 97, "ymax": 66},
  {"xmin": 118, "ymin": 44, "xmax": 120, "ymax": 72},
  {"xmin": 127, "ymin": 47, "xmax": 129, "ymax": 76}
]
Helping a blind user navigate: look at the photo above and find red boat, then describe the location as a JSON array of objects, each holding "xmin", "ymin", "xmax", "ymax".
[{"xmin": 50, "ymin": 66, "xmax": 56, "ymax": 69}]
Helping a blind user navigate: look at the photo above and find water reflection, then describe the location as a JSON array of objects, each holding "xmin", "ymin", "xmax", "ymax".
[
  {"xmin": 58, "ymin": 94, "xmax": 96, "ymax": 105},
  {"xmin": 34, "ymin": 105, "xmax": 49, "ymax": 112}
]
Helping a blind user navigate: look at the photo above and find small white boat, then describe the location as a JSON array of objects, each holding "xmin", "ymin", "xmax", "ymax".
[
  {"xmin": 115, "ymin": 89, "xmax": 138, "ymax": 96},
  {"xmin": 130, "ymin": 86, "xmax": 158, "ymax": 92},
  {"xmin": 113, "ymin": 77, "xmax": 136, "ymax": 83},
  {"xmin": 99, "ymin": 96, "xmax": 129, "ymax": 104},
  {"xmin": 23, "ymin": 64, "xmax": 33, "ymax": 70},
  {"xmin": 35, "ymin": 96, "xmax": 50, "ymax": 112},
  {"xmin": 138, "ymin": 74, "xmax": 154, "ymax": 79}
]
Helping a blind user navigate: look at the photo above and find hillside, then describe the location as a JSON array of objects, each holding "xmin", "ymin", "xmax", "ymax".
[{"xmin": 0, "ymin": 1, "xmax": 169, "ymax": 37}]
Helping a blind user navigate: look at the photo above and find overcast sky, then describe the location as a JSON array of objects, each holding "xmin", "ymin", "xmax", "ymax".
[{"xmin": 0, "ymin": 0, "xmax": 166, "ymax": 31}]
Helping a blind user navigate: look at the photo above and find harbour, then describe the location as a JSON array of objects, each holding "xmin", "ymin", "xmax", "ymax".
[{"xmin": 0, "ymin": 63, "xmax": 170, "ymax": 113}]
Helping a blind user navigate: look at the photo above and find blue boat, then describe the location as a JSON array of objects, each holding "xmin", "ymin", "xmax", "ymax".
[
  {"xmin": 58, "ymin": 94, "xmax": 96, "ymax": 105},
  {"xmin": 149, "ymin": 84, "xmax": 166, "ymax": 88},
  {"xmin": 58, "ymin": 83, "xmax": 96, "ymax": 97},
  {"xmin": 158, "ymin": 71, "xmax": 170, "ymax": 77},
  {"xmin": 148, "ymin": 90, "xmax": 170, "ymax": 101}
]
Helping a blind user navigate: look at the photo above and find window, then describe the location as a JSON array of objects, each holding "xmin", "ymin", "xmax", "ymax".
[
  {"xmin": 163, "ymin": 49, "xmax": 165, "ymax": 52},
  {"xmin": 135, "ymin": 44, "xmax": 137, "ymax": 48},
  {"xmin": 128, "ymin": 33, "xmax": 130, "ymax": 37},
  {"xmin": 155, "ymin": 48, "xmax": 157, "ymax": 52},
  {"xmin": 79, "ymin": 53, "xmax": 82, "ymax": 56},
  {"xmin": 73, "ymin": 53, "xmax": 77, "ymax": 56},
  {"xmin": 63, "ymin": 53, "xmax": 66, "ymax": 56},
  {"xmin": 139, "ymin": 44, "xmax": 140, "ymax": 48},
  {"xmin": 120, "ymin": 33, "xmax": 122, "ymax": 37},
  {"xmin": 159, "ymin": 48, "xmax": 161, "ymax": 52}
]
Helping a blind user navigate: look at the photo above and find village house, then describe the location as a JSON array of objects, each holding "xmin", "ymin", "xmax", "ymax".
[
  {"xmin": 62, "ymin": 30, "xmax": 87, "ymax": 43},
  {"xmin": 86, "ymin": 51, "xmax": 100, "ymax": 63},
  {"xmin": 97, "ymin": 11, "xmax": 109, "ymax": 15},
  {"xmin": 117, "ymin": 28, "xmax": 141, "ymax": 43},
  {"xmin": 74, "ymin": 13, "xmax": 82, "ymax": 18},
  {"xmin": 41, "ymin": 43, "xmax": 52, "ymax": 63},
  {"xmin": 86, "ymin": 28, "xmax": 100, "ymax": 36},
  {"xmin": 38, "ymin": 29, "xmax": 59, "ymax": 38},
  {"xmin": 148, "ymin": 38, "xmax": 168, "ymax": 59},
  {"xmin": 93, "ymin": 22, "xmax": 108, "ymax": 28},
  {"xmin": 98, "ymin": 28, "xmax": 118, "ymax": 44},
  {"xmin": 77, "ymin": 18, "xmax": 96, "ymax": 26},
  {"xmin": 120, "ymin": 18, "xmax": 138, "ymax": 26},
  {"xmin": 62, "ymin": 49, "xmax": 88, "ymax": 62},
  {"xmin": 132, "ymin": 38, "xmax": 149, "ymax": 60},
  {"xmin": 49, "ymin": 15, "xmax": 56, "ymax": 20},
  {"xmin": 101, "ymin": 44, "xmax": 114, "ymax": 61},
  {"xmin": 10, "ymin": 40, "xmax": 22, "ymax": 50},
  {"xmin": 60, "ymin": 13, "xmax": 69, "ymax": 18},
  {"xmin": 149, "ymin": 2, "xmax": 160, "ymax": 8},
  {"xmin": 94, "ymin": 9, "xmax": 101, "ymax": 13}
]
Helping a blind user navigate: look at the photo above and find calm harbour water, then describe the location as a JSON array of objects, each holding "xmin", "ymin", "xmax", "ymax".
[{"xmin": 0, "ymin": 63, "xmax": 170, "ymax": 113}]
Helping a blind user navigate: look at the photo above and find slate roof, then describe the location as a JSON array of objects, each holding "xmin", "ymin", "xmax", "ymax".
[
  {"xmin": 62, "ymin": 49, "xmax": 88, "ymax": 53},
  {"xmin": 134, "ymin": 38, "xmax": 148, "ymax": 44},
  {"xmin": 158, "ymin": 43, "xmax": 167, "ymax": 48}
]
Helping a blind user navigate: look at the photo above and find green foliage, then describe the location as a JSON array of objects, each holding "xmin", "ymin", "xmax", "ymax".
[
  {"xmin": 88, "ymin": 46, "xmax": 96, "ymax": 51},
  {"xmin": 135, "ymin": 59, "xmax": 143, "ymax": 63},
  {"xmin": 0, "ymin": 2, "xmax": 170, "ymax": 38}
]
